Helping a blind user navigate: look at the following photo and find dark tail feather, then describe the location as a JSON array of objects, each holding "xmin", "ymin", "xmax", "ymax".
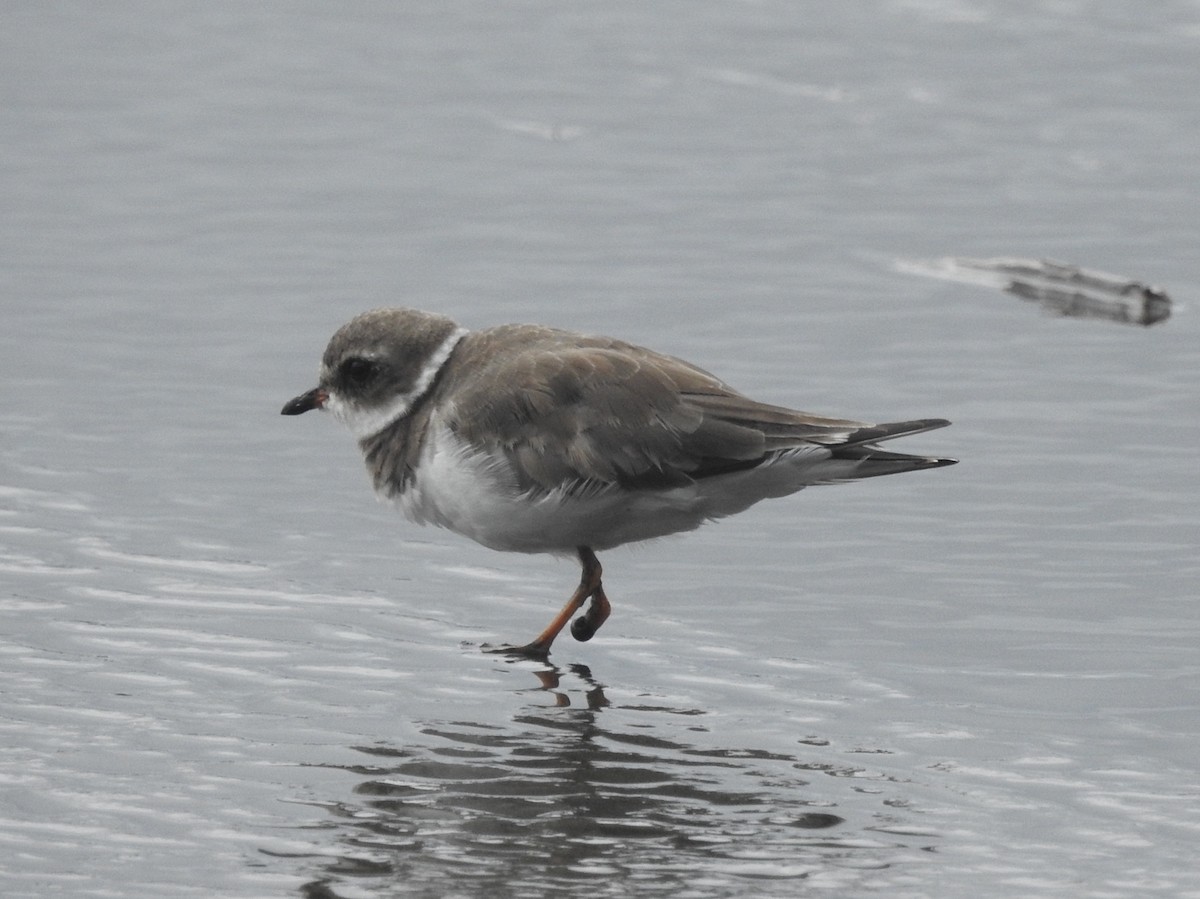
[
  {"xmin": 831, "ymin": 445, "xmax": 957, "ymax": 479},
  {"xmin": 841, "ymin": 418, "xmax": 952, "ymax": 447},
  {"xmin": 829, "ymin": 419, "xmax": 956, "ymax": 479}
]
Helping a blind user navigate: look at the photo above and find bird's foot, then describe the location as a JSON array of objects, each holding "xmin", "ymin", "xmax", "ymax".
[
  {"xmin": 570, "ymin": 590, "xmax": 611, "ymax": 643},
  {"xmin": 481, "ymin": 641, "xmax": 553, "ymax": 661}
]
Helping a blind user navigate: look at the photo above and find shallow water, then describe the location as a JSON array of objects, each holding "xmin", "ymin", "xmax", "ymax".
[{"xmin": 3, "ymin": 2, "xmax": 1200, "ymax": 897}]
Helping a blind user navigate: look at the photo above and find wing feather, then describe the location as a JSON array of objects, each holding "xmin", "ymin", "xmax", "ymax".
[{"xmin": 441, "ymin": 326, "xmax": 949, "ymax": 495}]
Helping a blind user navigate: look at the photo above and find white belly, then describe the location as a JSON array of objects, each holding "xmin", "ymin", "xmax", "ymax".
[{"xmin": 392, "ymin": 421, "xmax": 838, "ymax": 554}]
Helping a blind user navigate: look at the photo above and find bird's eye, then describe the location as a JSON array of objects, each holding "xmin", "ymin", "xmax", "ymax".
[{"xmin": 339, "ymin": 357, "xmax": 378, "ymax": 388}]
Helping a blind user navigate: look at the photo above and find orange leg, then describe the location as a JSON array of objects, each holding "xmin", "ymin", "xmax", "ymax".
[{"xmin": 494, "ymin": 547, "xmax": 608, "ymax": 659}]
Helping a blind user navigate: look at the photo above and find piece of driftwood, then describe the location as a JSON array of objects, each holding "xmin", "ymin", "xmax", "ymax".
[{"xmin": 897, "ymin": 256, "xmax": 1172, "ymax": 326}]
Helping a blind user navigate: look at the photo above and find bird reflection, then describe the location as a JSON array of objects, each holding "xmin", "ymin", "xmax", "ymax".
[
  {"xmin": 287, "ymin": 665, "xmax": 934, "ymax": 898},
  {"xmin": 522, "ymin": 662, "xmax": 610, "ymax": 710}
]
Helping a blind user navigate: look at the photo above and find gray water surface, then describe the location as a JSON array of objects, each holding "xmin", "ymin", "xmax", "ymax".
[{"xmin": 3, "ymin": 3, "xmax": 1199, "ymax": 897}]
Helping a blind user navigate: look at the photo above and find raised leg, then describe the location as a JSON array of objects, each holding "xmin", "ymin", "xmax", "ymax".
[
  {"xmin": 490, "ymin": 547, "xmax": 607, "ymax": 659},
  {"xmin": 570, "ymin": 580, "xmax": 610, "ymax": 642}
]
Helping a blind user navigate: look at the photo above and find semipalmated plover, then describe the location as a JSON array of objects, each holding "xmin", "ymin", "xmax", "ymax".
[{"xmin": 283, "ymin": 308, "xmax": 955, "ymax": 658}]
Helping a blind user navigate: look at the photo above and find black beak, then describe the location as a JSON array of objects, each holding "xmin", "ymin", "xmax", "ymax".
[{"xmin": 281, "ymin": 387, "xmax": 327, "ymax": 415}]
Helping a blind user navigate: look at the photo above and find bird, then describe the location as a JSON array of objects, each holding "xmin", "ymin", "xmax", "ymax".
[{"xmin": 282, "ymin": 308, "xmax": 955, "ymax": 658}]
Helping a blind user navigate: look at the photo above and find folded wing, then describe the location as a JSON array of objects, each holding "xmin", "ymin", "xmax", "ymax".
[{"xmin": 445, "ymin": 331, "xmax": 954, "ymax": 495}]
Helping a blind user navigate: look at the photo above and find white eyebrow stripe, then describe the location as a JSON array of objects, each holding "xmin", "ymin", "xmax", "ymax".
[{"xmin": 325, "ymin": 327, "xmax": 469, "ymax": 442}]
